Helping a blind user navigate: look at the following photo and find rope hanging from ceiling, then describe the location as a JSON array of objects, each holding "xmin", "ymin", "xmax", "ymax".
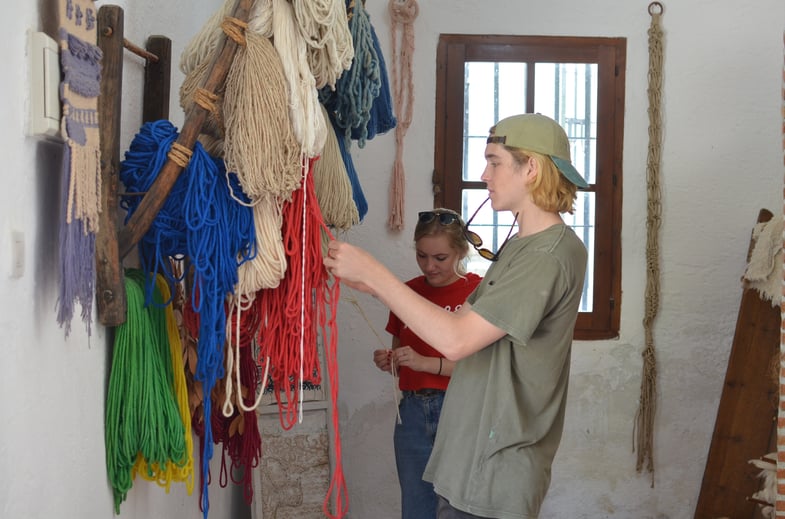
[{"xmin": 634, "ymin": 1, "xmax": 664, "ymax": 486}]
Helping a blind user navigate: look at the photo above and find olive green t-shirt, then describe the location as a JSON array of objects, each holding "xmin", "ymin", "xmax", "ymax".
[{"xmin": 423, "ymin": 223, "xmax": 587, "ymax": 519}]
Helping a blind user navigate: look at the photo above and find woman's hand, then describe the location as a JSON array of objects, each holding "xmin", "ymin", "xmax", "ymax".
[
  {"xmin": 373, "ymin": 349, "xmax": 393, "ymax": 373},
  {"xmin": 392, "ymin": 346, "xmax": 428, "ymax": 373}
]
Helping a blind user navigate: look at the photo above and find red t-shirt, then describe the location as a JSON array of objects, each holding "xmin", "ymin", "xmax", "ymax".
[{"xmin": 385, "ymin": 273, "xmax": 482, "ymax": 391}]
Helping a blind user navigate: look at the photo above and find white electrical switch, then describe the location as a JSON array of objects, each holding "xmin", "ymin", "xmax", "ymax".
[
  {"xmin": 27, "ymin": 30, "xmax": 61, "ymax": 139},
  {"xmin": 10, "ymin": 231, "xmax": 24, "ymax": 279}
]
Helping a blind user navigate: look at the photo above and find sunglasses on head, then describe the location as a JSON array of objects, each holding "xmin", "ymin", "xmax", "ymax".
[
  {"xmin": 418, "ymin": 211, "xmax": 461, "ymax": 226},
  {"xmin": 464, "ymin": 197, "xmax": 518, "ymax": 262}
]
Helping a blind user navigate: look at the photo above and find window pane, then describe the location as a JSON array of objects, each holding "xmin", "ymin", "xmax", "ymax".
[
  {"xmin": 463, "ymin": 62, "xmax": 598, "ymax": 309},
  {"xmin": 534, "ymin": 63, "xmax": 597, "ymax": 185},
  {"xmin": 463, "ymin": 62, "xmax": 527, "ymax": 182},
  {"xmin": 563, "ymin": 190, "xmax": 595, "ymax": 312}
]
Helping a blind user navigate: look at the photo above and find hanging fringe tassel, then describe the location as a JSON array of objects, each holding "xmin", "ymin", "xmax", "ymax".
[
  {"xmin": 633, "ymin": 2, "xmax": 664, "ymax": 486},
  {"xmin": 387, "ymin": 0, "xmax": 418, "ymax": 231},
  {"xmin": 56, "ymin": 142, "xmax": 95, "ymax": 337}
]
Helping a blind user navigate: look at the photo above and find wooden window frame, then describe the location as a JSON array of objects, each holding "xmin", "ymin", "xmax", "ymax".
[{"xmin": 433, "ymin": 34, "xmax": 625, "ymax": 340}]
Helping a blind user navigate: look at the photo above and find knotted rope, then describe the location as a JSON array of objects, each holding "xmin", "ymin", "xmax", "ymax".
[
  {"xmin": 387, "ymin": 0, "xmax": 418, "ymax": 231},
  {"xmin": 634, "ymin": 1, "xmax": 664, "ymax": 486}
]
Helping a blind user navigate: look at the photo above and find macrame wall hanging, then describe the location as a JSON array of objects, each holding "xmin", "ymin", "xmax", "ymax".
[
  {"xmin": 387, "ymin": 0, "xmax": 418, "ymax": 230},
  {"xmin": 777, "ymin": 29, "xmax": 785, "ymax": 518},
  {"xmin": 56, "ymin": 0, "xmax": 103, "ymax": 336},
  {"xmin": 634, "ymin": 1, "xmax": 664, "ymax": 485}
]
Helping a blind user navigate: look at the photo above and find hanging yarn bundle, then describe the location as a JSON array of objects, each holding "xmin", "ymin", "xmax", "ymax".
[
  {"xmin": 349, "ymin": 15, "xmax": 396, "ymax": 143},
  {"xmin": 319, "ymin": 0, "xmax": 381, "ymax": 146},
  {"xmin": 251, "ymin": 0, "xmax": 328, "ymax": 158},
  {"xmin": 215, "ymin": 307, "xmax": 263, "ymax": 504},
  {"xmin": 131, "ymin": 274, "xmax": 195, "ymax": 495},
  {"xmin": 105, "ymin": 270, "xmax": 188, "ymax": 513},
  {"xmin": 251, "ymin": 160, "xmax": 348, "ymax": 517},
  {"xmin": 291, "ymin": 0, "xmax": 354, "ymax": 90},
  {"xmin": 387, "ymin": 0, "xmax": 418, "ymax": 231},
  {"xmin": 223, "ymin": 30, "xmax": 303, "ymax": 200},
  {"xmin": 314, "ymin": 104, "xmax": 360, "ymax": 230},
  {"xmin": 119, "ymin": 120, "xmax": 256, "ymax": 518},
  {"xmin": 255, "ymin": 162, "xmax": 326, "ymax": 430}
]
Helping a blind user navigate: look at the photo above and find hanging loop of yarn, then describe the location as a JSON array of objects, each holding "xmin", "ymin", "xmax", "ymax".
[
  {"xmin": 221, "ymin": 16, "xmax": 249, "ymax": 46},
  {"xmin": 387, "ymin": 0, "xmax": 418, "ymax": 231}
]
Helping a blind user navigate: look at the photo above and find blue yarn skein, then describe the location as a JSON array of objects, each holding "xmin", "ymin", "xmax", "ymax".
[{"xmin": 119, "ymin": 120, "xmax": 256, "ymax": 519}]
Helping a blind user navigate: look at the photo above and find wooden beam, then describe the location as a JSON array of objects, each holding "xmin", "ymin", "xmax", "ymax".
[{"xmin": 94, "ymin": 5, "xmax": 127, "ymax": 326}]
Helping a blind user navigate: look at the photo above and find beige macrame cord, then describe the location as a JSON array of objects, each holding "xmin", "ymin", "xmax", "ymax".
[
  {"xmin": 387, "ymin": 0, "xmax": 418, "ymax": 231},
  {"xmin": 634, "ymin": 1, "xmax": 664, "ymax": 486}
]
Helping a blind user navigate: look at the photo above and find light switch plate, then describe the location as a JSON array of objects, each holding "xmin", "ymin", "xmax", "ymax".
[{"xmin": 27, "ymin": 30, "xmax": 61, "ymax": 139}]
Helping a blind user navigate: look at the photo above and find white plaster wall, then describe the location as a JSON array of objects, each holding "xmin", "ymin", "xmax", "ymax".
[
  {"xmin": 337, "ymin": 1, "xmax": 785, "ymax": 518},
  {"xmin": 0, "ymin": 1, "xmax": 239, "ymax": 518},
  {"xmin": 1, "ymin": 1, "xmax": 784, "ymax": 519}
]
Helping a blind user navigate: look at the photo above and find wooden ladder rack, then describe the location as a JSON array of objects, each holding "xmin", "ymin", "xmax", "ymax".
[{"xmin": 94, "ymin": 0, "xmax": 253, "ymax": 326}]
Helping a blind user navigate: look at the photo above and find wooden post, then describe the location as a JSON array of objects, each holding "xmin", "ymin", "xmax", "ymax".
[
  {"xmin": 95, "ymin": 5, "xmax": 127, "ymax": 326},
  {"xmin": 143, "ymin": 35, "xmax": 172, "ymax": 123}
]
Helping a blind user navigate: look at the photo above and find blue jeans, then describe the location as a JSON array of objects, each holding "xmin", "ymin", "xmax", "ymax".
[{"xmin": 394, "ymin": 390, "xmax": 445, "ymax": 519}]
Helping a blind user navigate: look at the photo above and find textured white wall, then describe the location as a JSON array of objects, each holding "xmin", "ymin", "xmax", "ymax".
[
  {"xmin": 338, "ymin": 1, "xmax": 785, "ymax": 518},
  {"xmin": 1, "ymin": 1, "xmax": 783, "ymax": 519},
  {"xmin": 0, "ymin": 1, "xmax": 239, "ymax": 518}
]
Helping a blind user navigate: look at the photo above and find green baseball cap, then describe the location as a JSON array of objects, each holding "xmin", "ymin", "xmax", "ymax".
[{"xmin": 489, "ymin": 113, "xmax": 589, "ymax": 188}]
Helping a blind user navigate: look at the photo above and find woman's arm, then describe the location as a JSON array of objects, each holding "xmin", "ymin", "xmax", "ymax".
[
  {"xmin": 325, "ymin": 240, "xmax": 506, "ymax": 361},
  {"xmin": 393, "ymin": 346, "xmax": 455, "ymax": 376}
]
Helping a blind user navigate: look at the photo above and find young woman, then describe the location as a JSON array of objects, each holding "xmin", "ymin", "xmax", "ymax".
[
  {"xmin": 325, "ymin": 113, "xmax": 588, "ymax": 519},
  {"xmin": 373, "ymin": 208, "xmax": 481, "ymax": 519}
]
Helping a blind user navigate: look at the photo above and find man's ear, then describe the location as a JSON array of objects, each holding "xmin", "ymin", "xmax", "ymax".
[{"xmin": 524, "ymin": 156, "xmax": 539, "ymax": 181}]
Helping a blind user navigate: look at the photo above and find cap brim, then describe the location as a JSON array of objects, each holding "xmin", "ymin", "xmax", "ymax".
[{"xmin": 551, "ymin": 156, "xmax": 589, "ymax": 189}]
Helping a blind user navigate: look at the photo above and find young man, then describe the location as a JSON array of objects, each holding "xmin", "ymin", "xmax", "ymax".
[{"xmin": 325, "ymin": 113, "xmax": 588, "ymax": 519}]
